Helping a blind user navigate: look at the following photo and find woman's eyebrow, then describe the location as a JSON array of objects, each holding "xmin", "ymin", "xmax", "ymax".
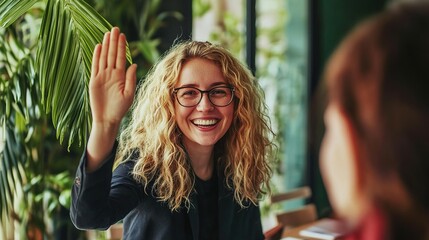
[
  {"xmin": 210, "ymin": 82, "xmax": 230, "ymax": 87},
  {"xmin": 176, "ymin": 82, "xmax": 229, "ymax": 88}
]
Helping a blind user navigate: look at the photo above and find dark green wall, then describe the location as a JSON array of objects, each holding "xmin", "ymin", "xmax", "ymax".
[{"xmin": 321, "ymin": 1, "xmax": 388, "ymax": 67}]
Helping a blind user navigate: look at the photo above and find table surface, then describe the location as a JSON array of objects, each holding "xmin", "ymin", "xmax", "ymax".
[
  {"xmin": 281, "ymin": 218, "xmax": 347, "ymax": 240},
  {"xmin": 281, "ymin": 221, "xmax": 321, "ymax": 240}
]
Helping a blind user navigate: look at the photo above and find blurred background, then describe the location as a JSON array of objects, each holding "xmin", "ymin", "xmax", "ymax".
[{"xmin": 0, "ymin": 0, "xmax": 396, "ymax": 239}]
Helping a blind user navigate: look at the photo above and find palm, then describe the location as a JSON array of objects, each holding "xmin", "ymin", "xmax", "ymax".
[
  {"xmin": 90, "ymin": 68, "xmax": 134, "ymax": 124},
  {"xmin": 89, "ymin": 28, "xmax": 137, "ymax": 125}
]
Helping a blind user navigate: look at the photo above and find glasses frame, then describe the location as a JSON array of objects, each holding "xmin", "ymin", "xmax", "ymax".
[{"xmin": 173, "ymin": 86, "xmax": 235, "ymax": 107}]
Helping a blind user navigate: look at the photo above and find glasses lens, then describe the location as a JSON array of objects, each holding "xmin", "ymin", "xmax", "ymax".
[
  {"xmin": 176, "ymin": 88, "xmax": 201, "ymax": 107},
  {"xmin": 209, "ymin": 87, "xmax": 233, "ymax": 106},
  {"xmin": 175, "ymin": 87, "xmax": 234, "ymax": 107}
]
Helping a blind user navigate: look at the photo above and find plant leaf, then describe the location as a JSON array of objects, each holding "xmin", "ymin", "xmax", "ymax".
[
  {"xmin": 0, "ymin": 0, "xmax": 40, "ymax": 28},
  {"xmin": 37, "ymin": 0, "xmax": 130, "ymax": 148}
]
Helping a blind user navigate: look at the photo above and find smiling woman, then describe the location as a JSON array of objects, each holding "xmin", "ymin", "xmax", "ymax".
[
  {"xmin": 173, "ymin": 58, "xmax": 235, "ymax": 165},
  {"xmin": 70, "ymin": 28, "xmax": 275, "ymax": 240}
]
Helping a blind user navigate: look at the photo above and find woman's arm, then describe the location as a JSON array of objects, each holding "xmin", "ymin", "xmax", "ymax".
[
  {"xmin": 70, "ymin": 27, "xmax": 138, "ymax": 229},
  {"xmin": 86, "ymin": 27, "xmax": 137, "ymax": 171},
  {"xmin": 70, "ymin": 147, "xmax": 143, "ymax": 229}
]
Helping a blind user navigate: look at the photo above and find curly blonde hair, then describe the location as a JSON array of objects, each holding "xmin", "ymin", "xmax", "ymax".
[{"xmin": 116, "ymin": 41, "xmax": 274, "ymax": 211}]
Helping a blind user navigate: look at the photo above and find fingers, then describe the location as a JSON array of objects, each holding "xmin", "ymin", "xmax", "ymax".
[
  {"xmin": 108, "ymin": 27, "xmax": 120, "ymax": 68},
  {"xmin": 116, "ymin": 33, "xmax": 127, "ymax": 70},
  {"xmin": 99, "ymin": 31, "xmax": 110, "ymax": 70},
  {"xmin": 91, "ymin": 44, "xmax": 102, "ymax": 79},
  {"xmin": 124, "ymin": 64, "xmax": 138, "ymax": 99},
  {"xmin": 97, "ymin": 27, "xmax": 127, "ymax": 71},
  {"xmin": 93, "ymin": 26, "xmax": 131, "ymax": 87}
]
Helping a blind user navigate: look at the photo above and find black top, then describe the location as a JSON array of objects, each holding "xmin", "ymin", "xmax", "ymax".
[
  {"xmin": 195, "ymin": 173, "xmax": 219, "ymax": 240},
  {"xmin": 70, "ymin": 143, "xmax": 264, "ymax": 240}
]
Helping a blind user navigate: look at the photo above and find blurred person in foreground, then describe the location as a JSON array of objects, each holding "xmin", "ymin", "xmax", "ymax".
[{"xmin": 320, "ymin": 1, "xmax": 429, "ymax": 239}]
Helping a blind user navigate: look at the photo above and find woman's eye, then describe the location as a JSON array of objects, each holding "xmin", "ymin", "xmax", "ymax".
[
  {"xmin": 182, "ymin": 89, "xmax": 198, "ymax": 97},
  {"xmin": 211, "ymin": 89, "xmax": 227, "ymax": 96}
]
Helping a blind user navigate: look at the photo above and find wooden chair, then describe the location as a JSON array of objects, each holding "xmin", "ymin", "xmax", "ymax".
[
  {"xmin": 270, "ymin": 186, "xmax": 317, "ymax": 229},
  {"xmin": 263, "ymin": 224, "xmax": 284, "ymax": 240}
]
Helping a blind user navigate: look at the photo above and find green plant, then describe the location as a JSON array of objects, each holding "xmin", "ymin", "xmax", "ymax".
[
  {"xmin": 193, "ymin": 0, "xmax": 211, "ymax": 18},
  {"xmin": 0, "ymin": 0, "xmax": 120, "ymax": 238},
  {"xmin": 0, "ymin": 23, "xmax": 83, "ymax": 237},
  {"xmin": 90, "ymin": 0, "xmax": 182, "ymax": 76},
  {"xmin": 1, "ymin": 0, "xmax": 125, "ymax": 149},
  {"xmin": 1, "ymin": 0, "xmax": 176, "ymax": 238},
  {"xmin": 255, "ymin": 0, "xmax": 289, "ymax": 217},
  {"xmin": 209, "ymin": 11, "xmax": 245, "ymax": 59}
]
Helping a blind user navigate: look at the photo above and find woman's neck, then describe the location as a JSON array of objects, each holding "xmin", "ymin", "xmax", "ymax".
[{"xmin": 183, "ymin": 141, "xmax": 215, "ymax": 180}]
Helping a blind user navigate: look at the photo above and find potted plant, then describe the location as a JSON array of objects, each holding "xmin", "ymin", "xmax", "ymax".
[{"xmin": 0, "ymin": 0, "xmax": 118, "ymax": 238}]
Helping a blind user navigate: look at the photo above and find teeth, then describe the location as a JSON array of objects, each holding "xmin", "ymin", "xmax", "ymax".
[{"xmin": 193, "ymin": 119, "xmax": 218, "ymax": 126}]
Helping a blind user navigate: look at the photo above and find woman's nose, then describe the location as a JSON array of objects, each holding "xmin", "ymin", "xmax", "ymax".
[{"xmin": 196, "ymin": 93, "xmax": 214, "ymax": 111}]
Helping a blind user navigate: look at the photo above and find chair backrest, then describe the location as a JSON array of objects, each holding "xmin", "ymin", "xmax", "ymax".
[
  {"xmin": 263, "ymin": 224, "xmax": 284, "ymax": 240},
  {"xmin": 270, "ymin": 186, "xmax": 317, "ymax": 229}
]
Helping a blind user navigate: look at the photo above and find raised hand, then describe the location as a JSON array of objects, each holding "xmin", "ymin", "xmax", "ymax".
[
  {"xmin": 89, "ymin": 27, "xmax": 137, "ymax": 125},
  {"xmin": 86, "ymin": 27, "xmax": 137, "ymax": 170}
]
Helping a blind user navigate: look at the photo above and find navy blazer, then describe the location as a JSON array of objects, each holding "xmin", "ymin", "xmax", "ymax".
[{"xmin": 70, "ymin": 145, "xmax": 264, "ymax": 240}]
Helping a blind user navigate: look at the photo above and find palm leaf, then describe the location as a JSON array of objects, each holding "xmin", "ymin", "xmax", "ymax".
[
  {"xmin": 37, "ymin": 0, "xmax": 131, "ymax": 148},
  {"xmin": 0, "ymin": 0, "xmax": 40, "ymax": 28},
  {"xmin": 3, "ymin": 0, "xmax": 130, "ymax": 148}
]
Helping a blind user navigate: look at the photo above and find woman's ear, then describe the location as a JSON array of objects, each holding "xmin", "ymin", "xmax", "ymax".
[{"xmin": 320, "ymin": 103, "xmax": 370, "ymax": 225}]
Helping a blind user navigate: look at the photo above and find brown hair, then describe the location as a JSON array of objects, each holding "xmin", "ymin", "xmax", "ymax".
[{"xmin": 326, "ymin": 2, "xmax": 429, "ymax": 238}]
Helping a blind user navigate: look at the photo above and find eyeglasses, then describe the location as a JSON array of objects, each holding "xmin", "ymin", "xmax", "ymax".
[{"xmin": 173, "ymin": 86, "xmax": 235, "ymax": 107}]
